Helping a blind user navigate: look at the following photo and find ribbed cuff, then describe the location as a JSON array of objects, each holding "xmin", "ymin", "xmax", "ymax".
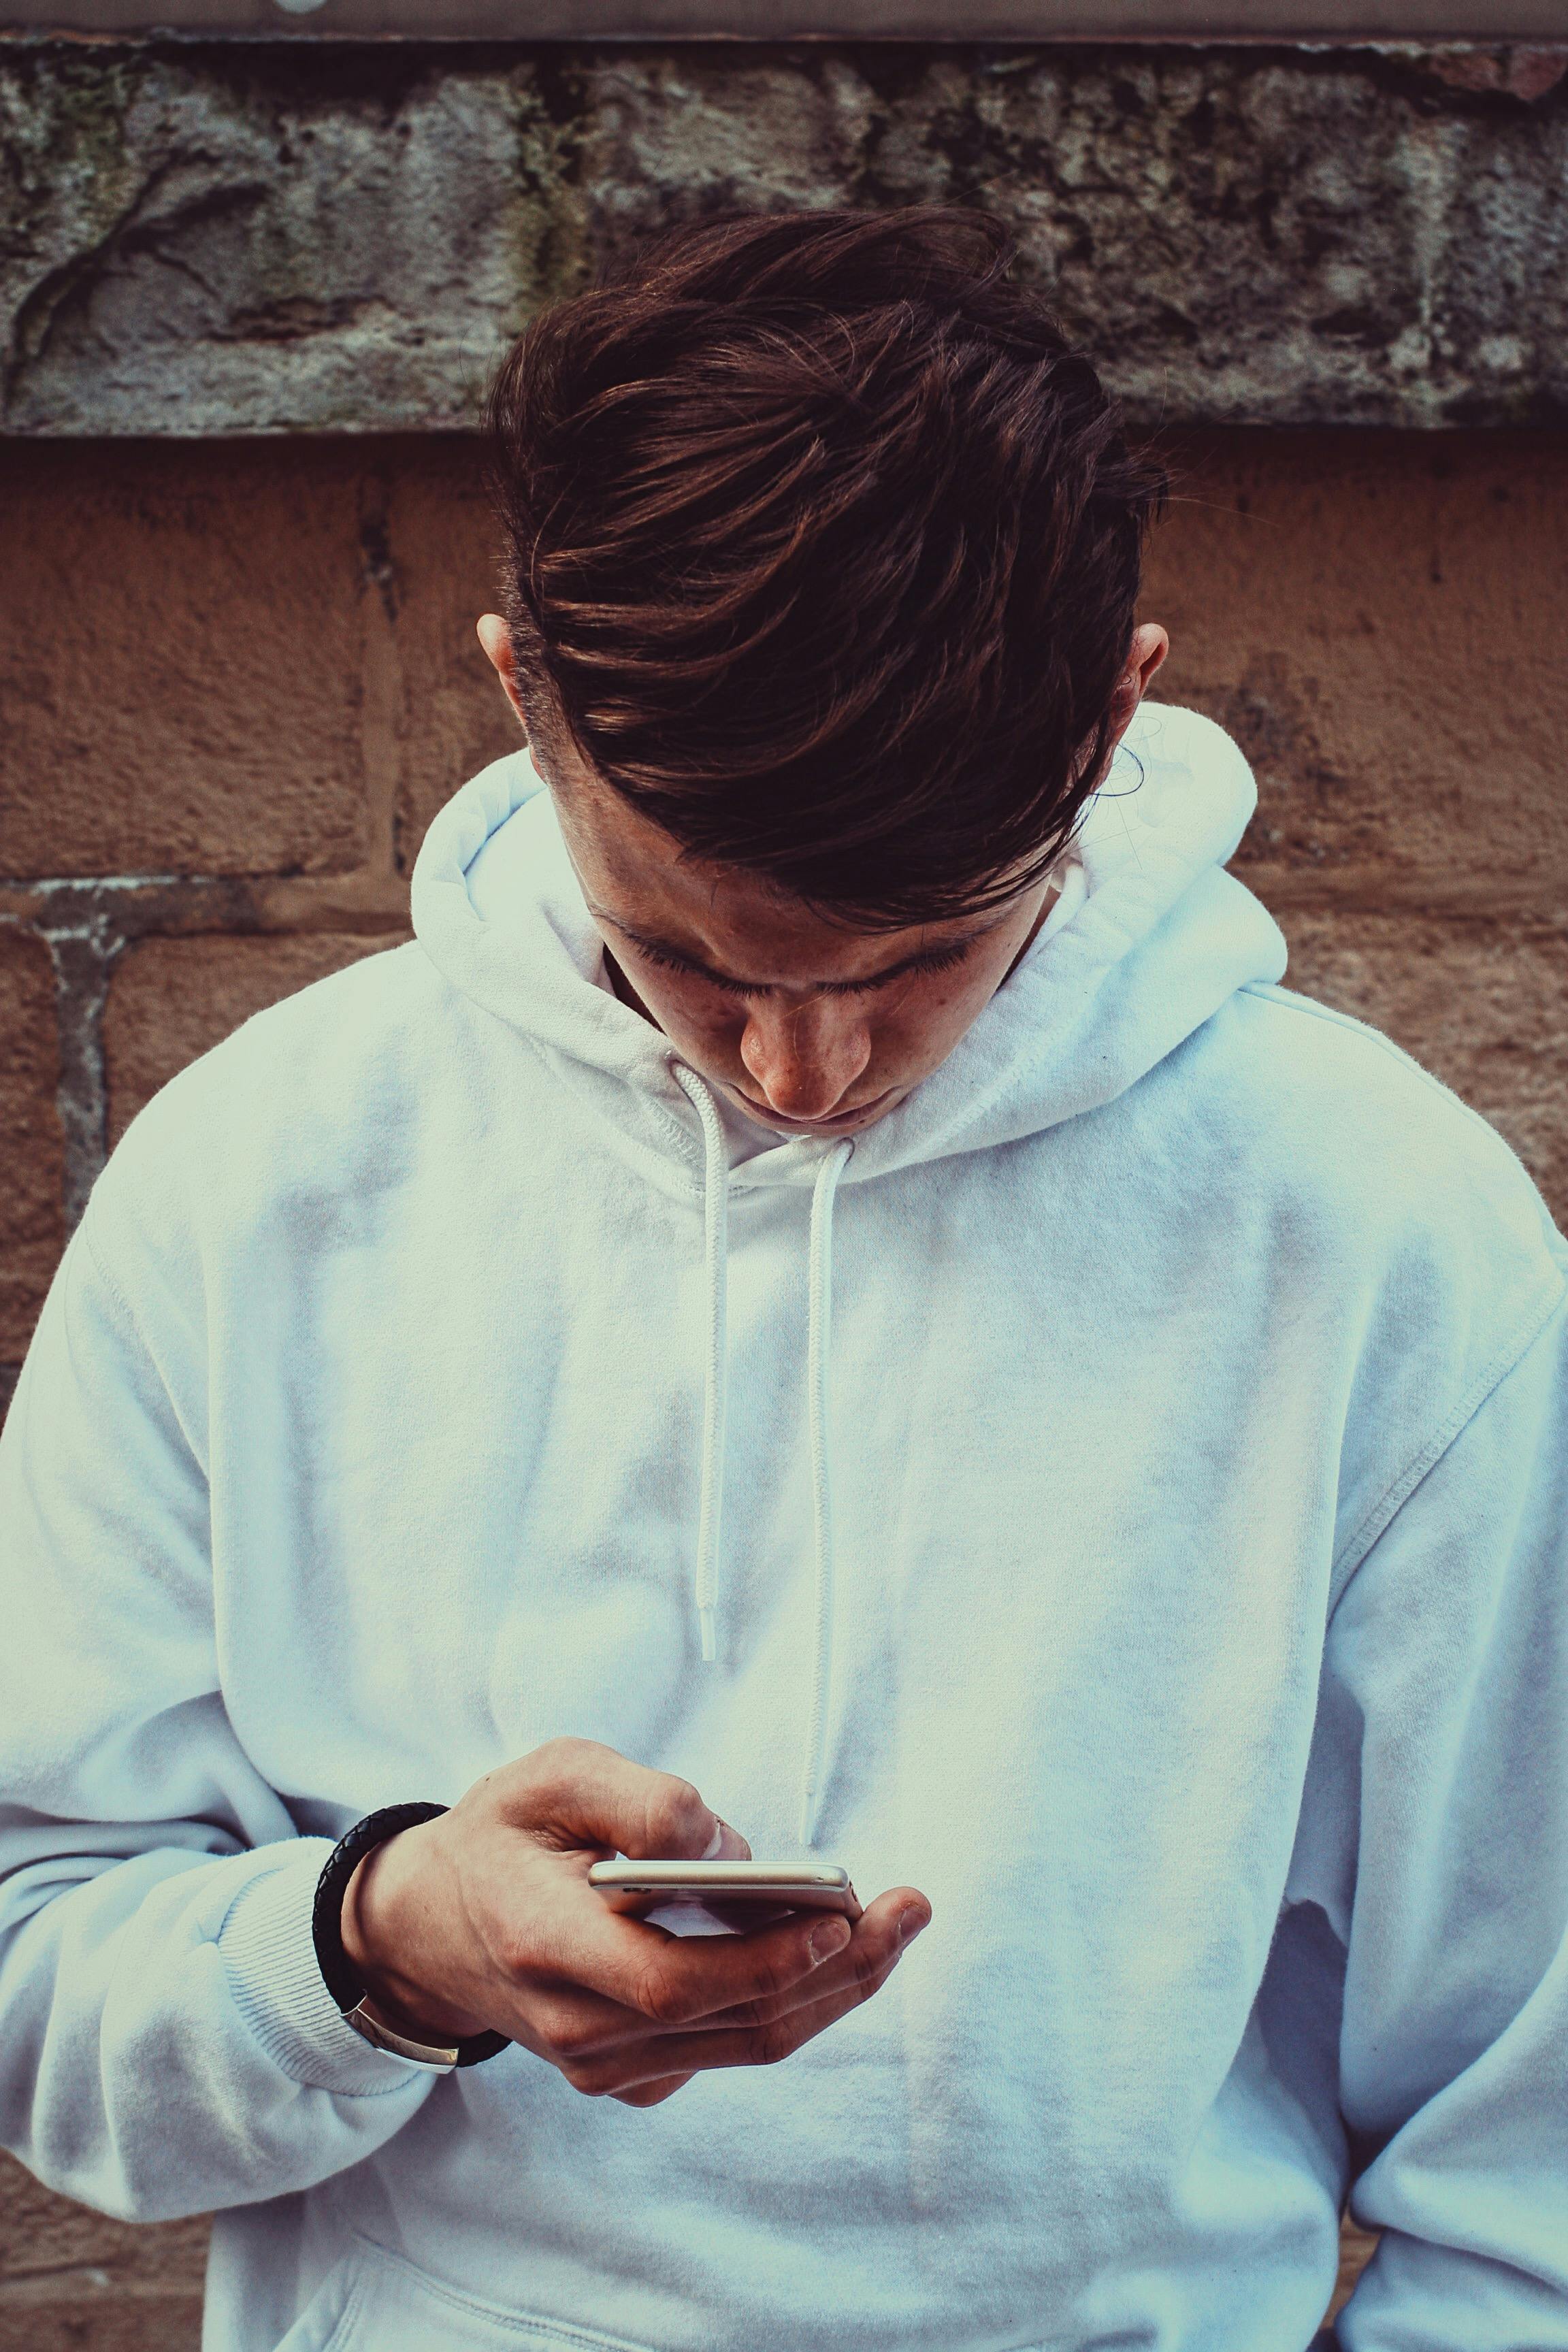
[{"xmin": 218, "ymin": 1842, "xmax": 429, "ymax": 2095}]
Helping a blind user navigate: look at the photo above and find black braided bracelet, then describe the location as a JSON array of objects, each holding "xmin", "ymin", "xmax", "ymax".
[{"xmin": 312, "ymin": 1801, "xmax": 509, "ymax": 2070}]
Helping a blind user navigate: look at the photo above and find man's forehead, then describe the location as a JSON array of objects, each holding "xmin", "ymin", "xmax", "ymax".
[{"xmin": 583, "ymin": 894, "xmax": 1004, "ymax": 992}]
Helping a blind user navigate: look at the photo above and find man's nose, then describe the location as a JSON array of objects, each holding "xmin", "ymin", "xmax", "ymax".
[{"xmin": 739, "ymin": 994, "xmax": 872, "ymax": 1121}]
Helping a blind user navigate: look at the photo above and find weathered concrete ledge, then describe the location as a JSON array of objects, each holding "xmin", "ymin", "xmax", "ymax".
[{"xmin": 1, "ymin": 39, "xmax": 1565, "ymax": 433}]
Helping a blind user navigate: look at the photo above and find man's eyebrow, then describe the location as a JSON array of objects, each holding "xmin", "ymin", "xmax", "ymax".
[{"xmin": 585, "ymin": 903, "xmax": 1002, "ymax": 990}]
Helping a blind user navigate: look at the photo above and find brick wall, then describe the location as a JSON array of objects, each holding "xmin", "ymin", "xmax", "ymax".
[{"xmin": 1, "ymin": 421, "xmax": 1563, "ymax": 2336}]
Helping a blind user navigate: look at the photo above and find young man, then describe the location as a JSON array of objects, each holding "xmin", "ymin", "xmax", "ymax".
[{"xmin": 1, "ymin": 210, "xmax": 1565, "ymax": 2352}]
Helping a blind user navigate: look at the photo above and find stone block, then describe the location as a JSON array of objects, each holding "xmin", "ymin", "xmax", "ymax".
[
  {"xmin": 0, "ymin": 927, "xmax": 65, "ymax": 1362},
  {"xmin": 103, "ymin": 930, "xmax": 407, "ymax": 1143},
  {"xmin": 0, "ymin": 2149, "xmax": 205, "ymax": 2351},
  {"xmin": 0, "ymin": 2296, "xmax": 203, "ymax": 2351},
  {"xmin": 0, "ymin": 441, "xmax": 370, "ymax": 880},
  {"xmin": 1148, "ymin": 430, "xmax": 1568, "ymax": 905},
  {"xmin": 1, "ymin": 43, "xmax": 1565, "ymax": 437},
  {"xmin": 1280, "ymin": 907, "xmax": 1568, "ymax": 1228},
  {"xmin": 0, "ymin": 44, "xmax": 570, "ymax": 436}
]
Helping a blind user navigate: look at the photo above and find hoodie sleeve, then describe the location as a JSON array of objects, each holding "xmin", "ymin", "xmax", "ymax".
[
  {"xmin": 1286, "ymin": 1279, "xmax": 1568, "ymax": 2350},
  {"xmin": 0, "ymin": 1209, "xmax": 436, "ymax": 2225}
]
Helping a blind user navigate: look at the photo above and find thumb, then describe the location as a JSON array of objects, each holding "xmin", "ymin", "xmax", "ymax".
[{"xmin": 513, "ymin": 1737, "xmax": 751, "ymax": 1862}]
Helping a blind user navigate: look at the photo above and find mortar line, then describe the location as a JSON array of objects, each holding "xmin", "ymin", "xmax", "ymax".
[
  {"xmin": 39, "ymin": 916, "xmax": 121, "ymax": 1236},
  {"xmin": 0, "ymin": 876, "xmax": 412, "ymax": 932},
  {"xmin": 357, "ymin": 474, "xmax": 403, "ymax": 881}
]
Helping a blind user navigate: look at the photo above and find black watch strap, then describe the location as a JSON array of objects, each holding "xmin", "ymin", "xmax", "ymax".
[{"xmin": 312, "ymin": 1802, "xmax": 509, "ymax": 2070}]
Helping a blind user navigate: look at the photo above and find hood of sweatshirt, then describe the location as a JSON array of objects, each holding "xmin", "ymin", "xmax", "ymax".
[
  {"xmin": 412, "ymin": 702, "xmax": 1287, "ymax": 1831},
  {"xmin": 412, "ymin": 700, "xmax": 1285, "ymax": 1198}
]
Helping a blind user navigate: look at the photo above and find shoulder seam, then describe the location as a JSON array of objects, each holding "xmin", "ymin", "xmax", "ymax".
[{"xmin": 1328, "ymin": 1267, "xmax": 1568, "ymax": 1618}]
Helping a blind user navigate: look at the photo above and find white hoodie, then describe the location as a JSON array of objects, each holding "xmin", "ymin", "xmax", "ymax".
[{"xmin": 2, "ymin": 704, "xmax": 1565, "ymax": 2352}]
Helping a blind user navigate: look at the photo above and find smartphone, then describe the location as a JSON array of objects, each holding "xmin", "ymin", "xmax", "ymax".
[{"xmin": 587, "ymin": 1859, "xmax": 862, "ymax": 1938}]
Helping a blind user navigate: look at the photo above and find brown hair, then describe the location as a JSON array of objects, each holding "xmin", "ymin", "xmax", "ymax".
[{"xmin": 486, "ymin": 207, "xmax": 1166, "ymax": 928}]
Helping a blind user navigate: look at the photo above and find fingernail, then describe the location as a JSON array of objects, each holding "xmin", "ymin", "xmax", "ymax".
[
  {"xmin": 701, "ymin": 1821, "xmax": 723, "ymax": 1859},
  {"xmin": 897, "ymin": 1909, "xmax": 929, "ymax": 1948},
  {"xmin": 809, "ymin": 1916, "xmax": 852, "ymax": 1964}
]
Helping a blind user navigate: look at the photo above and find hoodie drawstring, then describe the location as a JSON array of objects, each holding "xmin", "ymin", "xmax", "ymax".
[
  {"xmin": 799, "ymin": 1137, "xmax": 852, "ymax": 1847},
  {"xmin": 673, "ymin": 1065, "xmax": 852, "ymax": 1846},
  {"xmin": 674, "ymin": 1066, "xmax": 729, "ymax": 1665}
]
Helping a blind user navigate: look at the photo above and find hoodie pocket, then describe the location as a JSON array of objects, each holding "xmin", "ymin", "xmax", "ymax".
[{"xmin": 299, "ymin": 2234, "xmax": 662, "ymax": 2352}]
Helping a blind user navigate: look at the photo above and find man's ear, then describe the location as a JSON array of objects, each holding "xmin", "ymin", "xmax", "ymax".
[
  {"xmin": 1106, "ymin": 623, "xmax": 1169, "ymax": 750},
  {"xmin": 476, "ymin": 613, "xmax": 530, "ymax": 741}
]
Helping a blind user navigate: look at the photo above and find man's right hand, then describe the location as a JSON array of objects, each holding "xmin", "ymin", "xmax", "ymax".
[{"xmin": 340, "ymin": 1736, "xmax": 930, "ymax": 2108}]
